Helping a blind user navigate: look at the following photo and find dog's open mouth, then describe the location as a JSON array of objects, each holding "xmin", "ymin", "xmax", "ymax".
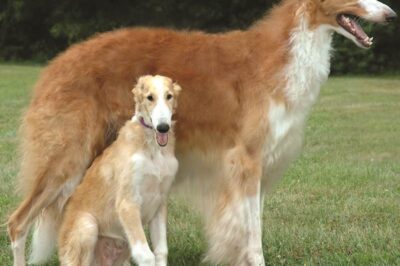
[
  {"xmin": 156, "ymin": 132, "xmax": 168, "ymax": 147},
  {"xmin": 337, "ymin": 14, "xmax": 373, "ymax": 48}
]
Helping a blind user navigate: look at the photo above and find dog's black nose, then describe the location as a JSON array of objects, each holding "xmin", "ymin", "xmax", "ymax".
[
  {"xmin": 386, "ymin": 11, "xmax": 397, "ymax": 22},
  {"xmin": 156, "ymin": 123, "xmax": 170, "ymax": 133}
]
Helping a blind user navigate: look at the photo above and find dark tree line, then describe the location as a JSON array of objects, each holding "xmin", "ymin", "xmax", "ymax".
[{"xmin": 0, "ymin": 0, "xmax": 399, "ymax": 74}]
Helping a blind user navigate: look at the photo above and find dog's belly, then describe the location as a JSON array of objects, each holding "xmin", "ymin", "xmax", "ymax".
[
  {"xmin": 174, "ymin": 101, "xmax": 307, "ymax": 194},
  {"xmin": 174, "ymin": 116, "xmax": 304, "ymax": 193},
  {"xmin": 173, "ymin": 149, "xmax": 226, "ymax": 213}
]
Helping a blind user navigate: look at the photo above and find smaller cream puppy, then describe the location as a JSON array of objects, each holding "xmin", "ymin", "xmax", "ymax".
[{"xmin": 58, "ymin": 75, "xmax": 181, "ymax": 266}]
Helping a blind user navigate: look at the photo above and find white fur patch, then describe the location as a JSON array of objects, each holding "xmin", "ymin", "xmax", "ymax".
[
  {"xmin": 130, "ymin": 153, "xmax": 148, "ymax": 204},
  {"xmin": 205, "ymin": 198, "xmax": 247, "ymax": 264},
  {"xmin": 263, "ymin": 16, "xmax": 332, "ymax": 184},
  {"xmin": 152, "ymin": 76, "xmax": 166, "ymax": 91},
  {"xmin": 29, "ymin": 212, "xmax": 58, "ymax": 264},
  {"xmin": 243, "ymin": 183, "xmax": 264, "ymax": 265},
  {"xmin": 11, "ymin": 232, "xmax": 28, "ymax": 266},
  {"xmin": 359, "ymin": 0, "xmax": 394, "ymax": 22},
  {"xmin": 11, "ymin": 236, "xmax": 25, "ymax": 250},
  {"xmin": 151, "ymin": 78, "xmax": 172, "ymax": 128},
  {"xmin": 131, "ymin": 153, "xmax": 147, "ymax": 177},
  {"xmin": 284, "ymin": 19, "xmax": 331, "ymax": 107},
  {"xmin": 149, "ymin": 208, "xmax": 168, "ymax": 266},
  {"xmin": 204, "ymin": 192, "xmax": 265, "ymax": 265},
  {"xmin": 131, "ymin": 242, "xmax": 155, "ymax": 266},
  {"xmin": 131, "ymin": 152, "xmax": 178, "ymax": 181},
  {"xmin": 130, "ymin": 149, "xmax": 178, "ymax": 222}
]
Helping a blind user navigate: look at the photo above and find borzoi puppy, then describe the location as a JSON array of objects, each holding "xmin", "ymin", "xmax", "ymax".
[{"xmin": 58, "ymin": 75, "xmax": 181, "ymax": 266}]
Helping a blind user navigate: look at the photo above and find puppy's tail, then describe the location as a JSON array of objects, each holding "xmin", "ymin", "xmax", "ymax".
[{"xmin": 29, "ymin": 209, "xmax": 61, "ymax": 265}]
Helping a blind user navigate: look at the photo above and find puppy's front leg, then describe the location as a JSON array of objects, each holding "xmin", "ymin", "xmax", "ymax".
[
  {"xmin": 116, "ymin": 198, "xmax": 155, "ymax": 266},
  {"xmin": 149, "ymin": 202, "xmax": 168, "ymax": 266}
]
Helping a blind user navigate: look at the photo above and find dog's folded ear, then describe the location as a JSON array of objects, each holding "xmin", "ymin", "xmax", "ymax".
[
  {"xmin": 172, "ymin": 82, "xmax": 182, "ymax": 110},
  {"xmin": 131, "ymin": 83, "xmax": 140, "ymax": 94},
  {"xmin": 173, "ymin": 82, "xmax": 182, "ymax": 96},
  {"xmin": 132, "ymin": 76, "xmax": 148, "ymax": 102},
  {"xmin": 132, "ymin": 75, "xmax": 150, "ymax": 94}
]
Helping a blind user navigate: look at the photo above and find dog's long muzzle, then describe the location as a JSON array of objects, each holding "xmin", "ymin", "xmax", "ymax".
[{"xmin": 155, "ymin": 122, "xmax": 170, "ymax": 147}]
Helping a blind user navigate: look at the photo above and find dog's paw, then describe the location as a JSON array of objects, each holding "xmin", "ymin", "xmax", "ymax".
[{"xmin": 245, "ymin": 249, "xmax": 265, "ymax": 266}]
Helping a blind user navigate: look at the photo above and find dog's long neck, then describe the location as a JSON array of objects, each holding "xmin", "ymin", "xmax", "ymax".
[
  {"xmin": 250, "ymin": 0, "xmax": 333, "ymax": 111},
  {"xmin": 132, "ymin": 114, "xmax": 156, "ymax": 144}
]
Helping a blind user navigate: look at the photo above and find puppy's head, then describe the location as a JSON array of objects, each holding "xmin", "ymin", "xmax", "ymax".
[{"xmin": 132, "ymin": 75, "xmax": 181, "ymax": 146}]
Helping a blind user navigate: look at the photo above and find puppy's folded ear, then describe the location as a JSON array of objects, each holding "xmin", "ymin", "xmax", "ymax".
[
  {"xmin": 173, "ymin": 82, "xmax": 182, "ymax": 96},
  {"xmin": 132, "ymin": 76, "xmax": 149, "ymax": 94},
  {"xmin": 172, "ymin": 82, "xmax": 182, "ymax": 110},
  {"xmin": 132, "ymin": 76, "xmax": 147, "ymax": 102}
]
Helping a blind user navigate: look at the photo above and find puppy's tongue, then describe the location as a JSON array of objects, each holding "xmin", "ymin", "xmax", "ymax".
[{"xmin": 156, "ymin": 132, "xmax": 168, "ymax": 147}]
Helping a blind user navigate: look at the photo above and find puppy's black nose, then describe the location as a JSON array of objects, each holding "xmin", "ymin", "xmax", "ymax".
[
  {"xmin": 386, "ymin": 11, "xmax": 397, "ymax": 22},
  {"xmin": 156, "ymin": 123, "xmax": 170, "ymax": 133}
]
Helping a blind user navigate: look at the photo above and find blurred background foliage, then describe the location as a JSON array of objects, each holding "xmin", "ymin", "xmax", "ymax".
[{"xmin": 0, "ymin": 0, "xmax": 398, "ymax": 74}]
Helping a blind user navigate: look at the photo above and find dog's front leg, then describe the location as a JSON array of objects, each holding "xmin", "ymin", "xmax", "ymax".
[
  {"xmin": 149, "ymin": 201, "xmax": 168, "ymax": 266},
  {"xmin": 243, "ymin": 181, "xmax": 265, "ymax": 266},
  {"xmin": 116, "ymin": 197, "xmax": 155, "ymax": 266},
  {"xmin": 234, "ymin": 157, "xmax": 264, "ymax": 266},
  {"xmin": 205, "ymin": 147, "xmax": 265, "ymax": 266}
]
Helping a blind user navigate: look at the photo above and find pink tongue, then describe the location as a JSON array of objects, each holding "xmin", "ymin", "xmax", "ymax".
[
  {"xmin": 156, "ymin": 132, "xmax": 168, "ymax": 146},
  {"xmin": 350, "ymin": 20, "xmax": 368, "ymax": 40}
]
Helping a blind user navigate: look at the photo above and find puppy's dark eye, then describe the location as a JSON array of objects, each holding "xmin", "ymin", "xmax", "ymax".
[
  {"xmin": 166, "ymin": 94, "xmax": 173, "ymax": 100},
  {"xmin": 147, "ymin": 95, "xmax": 154, "ymax": 101}
]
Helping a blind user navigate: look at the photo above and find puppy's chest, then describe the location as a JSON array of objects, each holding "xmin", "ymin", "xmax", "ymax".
[{"xmin": 131, "ymin": 150, "xmax": 178, "ymax": 222}]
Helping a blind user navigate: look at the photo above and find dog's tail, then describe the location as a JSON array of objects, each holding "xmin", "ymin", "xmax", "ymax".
[{"xmin": 29, "ymin": 209, "xmax": 61, "ymax": 265}]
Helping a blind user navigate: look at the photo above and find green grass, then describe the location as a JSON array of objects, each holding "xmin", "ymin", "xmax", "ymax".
[{"xmin": 1, "ymin": 64, "xmax": 399, "ymax": 265}]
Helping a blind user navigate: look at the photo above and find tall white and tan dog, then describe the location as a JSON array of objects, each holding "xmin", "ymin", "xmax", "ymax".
[
  {"xmin": 58, "ymin": 75, "xmax": 181, "ymax": 266},
  {"xmin": 7, "ymin": 0, "xmax": 396, "ymax": 265}
]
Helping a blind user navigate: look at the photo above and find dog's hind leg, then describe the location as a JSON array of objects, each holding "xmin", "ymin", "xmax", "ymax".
[
  {"xmin": 7, "ymin": 176, "xmax": 63, "ymax": 266},
  {"xmin": 9, "ymin": 225, "xmax": 29, "ymax": 266},
  {"xmin": 7, "ymin": 101, "xmax": 112, "ymax": 265},
  {"xmin": 204, "ymin": 146, "xmax": 265, "ymax": 266},
  {"xmin": 59, "ymin": 213, "xmax": 99, "ymax": 266},
  {"xmin": 7, "ymin": 162, "xmax": 89, "ymax": 265},
  {"xmin": 29, "ymin": 204, "xmax": 63, "ymax": 264}
]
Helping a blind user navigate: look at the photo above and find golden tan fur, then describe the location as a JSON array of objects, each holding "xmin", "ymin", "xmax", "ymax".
[
  {"xmin": 58, "ymin": 75, "xmax": 180, "ymax": 266},
  {"xmin": 7, "ymin": 0, "xmax": 396, "ymax": 265}
]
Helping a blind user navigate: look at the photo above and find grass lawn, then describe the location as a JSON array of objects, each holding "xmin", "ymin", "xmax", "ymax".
[{"xmin": 0, "ymin": 64, "xmax": 399, "ymax": 265}]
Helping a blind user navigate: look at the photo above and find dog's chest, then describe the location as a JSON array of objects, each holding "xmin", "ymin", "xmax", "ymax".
[
  {"xmin": 262, "ymin": 101, "xmax": 305, "ymax": 182},
  {"xmin": 261, "ymin": 22, "xmax": 332, "ymax": 183},
  {"xmin": 131, "ymin": 150, "xmax": 178, "ymax": 223}
]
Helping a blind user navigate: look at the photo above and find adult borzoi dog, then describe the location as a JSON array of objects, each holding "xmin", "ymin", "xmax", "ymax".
[{"xmin": 7, "ymin": 0, "xmax": 396, "ymax": 265}]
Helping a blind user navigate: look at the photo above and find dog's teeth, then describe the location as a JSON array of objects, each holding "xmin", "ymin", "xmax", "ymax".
[
  {"xmin": 364, "ymin": 37, "xmax": 374, "ymax": 46},
  {"xmin": 344, "ymin": 17, "xmax": 351, "ymax": 25}
]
